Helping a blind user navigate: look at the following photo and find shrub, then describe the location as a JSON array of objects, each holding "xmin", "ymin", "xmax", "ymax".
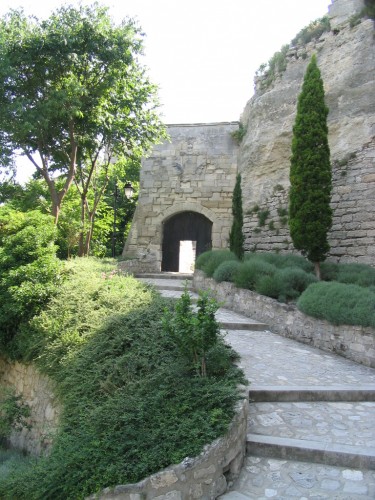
[
  {"xmin": 291, "ymin": 16, "xmax": 331, "ymax": 46},
  {"xmin": 195, "ymin": 250, "xmax": 238, "ymax": 277},
  {"xmin": 320, "ymin": 262, "xmax": 339, "ymax": 281},
  {"xmin": 234, "ymin": 260, "xmax": 276, "ymax": 290},
  {"xmin": 0, "ymin": 259, "xmax": 245, "ymax": 499},
  {"xmin": 336, "ymin": 263, "xmax": 375, "ymax": 288},
  {"xmin": 297, "ymin": 282, "xmax": 375, "ymax": 327},
  {"xmin": 0, "ymin": 208, "xmax": 63, "ymax": 357},
  {"xmin": 255, "ymin": 274, "xmax": 281, "ymax": 299},
  {"xmin": 213, "ymin": 260, "xmax": 242, "ymax": 283},
  {"xmin": 244, "ymin": 252, "xmax": 314, "ymax": 273},
  {"xmin": 255, "ymin": 267, "xmax": 317, "ymax": 302}
]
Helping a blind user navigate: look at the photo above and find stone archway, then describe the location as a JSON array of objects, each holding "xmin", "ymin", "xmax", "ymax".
[{"xmin": 161, "ymin": 211, "xmax": 212, "ymax": 272}]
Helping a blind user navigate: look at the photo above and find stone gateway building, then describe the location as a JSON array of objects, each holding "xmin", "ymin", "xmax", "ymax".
[
  {"xmin": 123, "ymin": 0, "xmax": 375, "ymax": 271},
  {"xmin": 123, "ymin": 123, "xmax": 239, "ymax": 273}
]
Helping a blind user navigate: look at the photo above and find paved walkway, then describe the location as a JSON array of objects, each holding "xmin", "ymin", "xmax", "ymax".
[{"xmin": 137, "ymin": 273, "xmax": 375, "ymax": 499}]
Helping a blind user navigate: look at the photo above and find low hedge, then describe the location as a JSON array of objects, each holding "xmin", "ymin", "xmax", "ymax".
[
  {"xmin": 196, "ymin": 250, "xmax": 237, "ymax": 277},
  {"xmin": 197, "ymin": 250, "xmax": 375, "ymax": 328},
  {"xmin": 213, "ymin": 260, "xmax": 242, "ymax": 283},
  {"xmin": 256, "ymin": 267, "xmax": 317, "ymax": 302},
  {"xmin": 233, "ymin": 260, "xmax": 276, "ymax": 291},
  {"xmin": 297, "ymin": 281, "xmax": 375, "ymax": 327}
]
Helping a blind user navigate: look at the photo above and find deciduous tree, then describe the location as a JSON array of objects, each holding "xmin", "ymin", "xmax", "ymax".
[{"xmin": 0, "ymin": 4, "xmax": 166, "ymax": 237}]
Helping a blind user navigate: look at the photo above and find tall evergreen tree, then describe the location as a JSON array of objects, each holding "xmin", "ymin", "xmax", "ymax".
[
  {"xmin": 289, "ymin": 54, "xmax": 332, "ymax": 279},
  {"xmin": 229, "ymin": 173, "xmax": 244, "ymax": 260}
]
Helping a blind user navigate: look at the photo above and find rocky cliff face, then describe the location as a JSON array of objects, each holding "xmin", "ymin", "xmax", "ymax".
[{"xmin": 239, "ymin": 0, "xmax": 375, "ymax": 264}]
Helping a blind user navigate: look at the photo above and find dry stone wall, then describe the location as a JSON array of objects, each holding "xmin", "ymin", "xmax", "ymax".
[{"xmin": 0, "ymin": 358, "xmax": 59, "ymax": 456}]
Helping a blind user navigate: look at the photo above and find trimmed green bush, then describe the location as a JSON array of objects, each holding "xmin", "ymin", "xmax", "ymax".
[
  {"xmin": 195, "ymin": 250, "xmax": 237, "ymax": 277},
  {"xmin": 336, "ymin": 263, "xmax": 375, "ymax": 288},
  {"xmin": 297, "ymin": 281, "xmax": 375, "ymax": 327},
  {"xmin": 213, "ymin": 260, "xmax": 242, "ymax": 283},
  {"xmin": 320, "ymin": 262, "xmax": 339, "ymax": 281},
  {"xmin": 255, "ymin": 267, "xmax": 317, "ymax": 302},
  {"xmin": 234, "ymin": 260, "xmax": 276, "ymax": 290},
  {"xmin": 248, "ymin": 252, "xmax": 314, "ymax": 273}
]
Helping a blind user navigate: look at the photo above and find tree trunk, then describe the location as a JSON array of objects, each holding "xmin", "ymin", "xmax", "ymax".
[
  {"xmin": 314, "ymin": 261, "xmax": 321, "ymax": 280},
  {"xmin": 78, "ymin": 193, "xmax": 87, "ymax": 257}
]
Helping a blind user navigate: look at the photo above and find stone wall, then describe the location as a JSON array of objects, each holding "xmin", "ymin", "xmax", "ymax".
[
  {"xmin": 0, "ymin": 358, "xmax": 59, "ymax": 456},
  {"xmin": 194, "ymin": 271, "xmax": 375, "ymax": 368},
  {"xmin": 123, "ymin": 122, "xmax": 239, "ymax": 271},
  {"xmin": 239, "ymin": 10, "xmax": 375, "ymax": 264},
  {"xmin": 87, "ymin": 398, "xmax": 248, "ymax": 500}
]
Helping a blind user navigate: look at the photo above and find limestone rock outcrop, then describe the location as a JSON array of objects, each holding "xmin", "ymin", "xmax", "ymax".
[{"xmin": 239, "ymin": 0, "xmax": 375, "ymax": 263}]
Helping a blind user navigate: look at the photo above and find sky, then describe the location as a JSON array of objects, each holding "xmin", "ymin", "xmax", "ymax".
[
  {"xmin": 0, "ymin": 0, "xmax": 331, "ymax": 182},
  {"xmin": 0, "ymin": 0, "xmax": 332, "ymax": 124}
]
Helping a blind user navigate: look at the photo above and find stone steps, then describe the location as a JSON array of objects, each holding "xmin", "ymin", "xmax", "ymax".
[
  {"xmin": 249, "ymin": 385, "xmax": 375, "ymax": 402},
  {"xmin": 247, "ymin": 434, "xmax": 375, "ymax": 470},
  {"xmin": 135, "ymin": 273, "xmax": 375, "ymax": 497}
]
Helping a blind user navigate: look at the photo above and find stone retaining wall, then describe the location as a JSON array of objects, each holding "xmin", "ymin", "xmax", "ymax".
[
  {"xmin": 194, "ymin": 271, "xmax": 375, "ymax": 368},
  {"xmin": 0, "ymin": 358, "xmax": 59, "ymax": 456},
  {"xmin": 87, "ymin": 398, "xmax": 248, "ymax": 500}
]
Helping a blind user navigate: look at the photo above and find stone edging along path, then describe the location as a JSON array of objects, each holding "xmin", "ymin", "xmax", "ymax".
[{"xmin": 193, "ymin": 270, "xmax": 375, "ymax": 369}]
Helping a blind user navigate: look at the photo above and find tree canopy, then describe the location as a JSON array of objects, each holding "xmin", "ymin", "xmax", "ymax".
[
  {"xmin": 289, "ymin": 54, "xmax": 332, "ymax": 278},
  {"xmin": 0, "ymin": 4, "xmax": 166, "ymax": 226}
]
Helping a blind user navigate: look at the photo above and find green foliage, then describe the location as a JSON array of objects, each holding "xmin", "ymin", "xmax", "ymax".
[
  {"xmin": 0, "ymin": 258, "xmax": 245, "ymax": 499},
  {"xmin": 297, "ymin": 282, "xmax": 375, "ymax": 328},
  {"xmin": 229, "ymin": 174, "xmax": 245, "ymax": 260},
  {"xmin": 257, "ymin": 209, "xmax": 269, "ymax": 227},
  {"xmin": 335, "ymin": 263, "xmax": 375, "ymax": 288},
  {"xmin": 256, "ymin": 267, "xmax": 317, "ymax": 303},
  {"xmin": 162, "ymin": 289, "xmax": 235, "ymax": 378},
  {"xmin": 195, "ymin": 250, "xmax": 238, "ymax": 277},
  {"xmin": 277, "ymin": 207, "xmax": 288, "ymax": 217},
  {"xmin": 231, "ymin": 123, "xmax": 247, "ymax": 144},
  {"xmin": 0, "ymin": 387, "xmax": 30, "ymax": 439},
  {"xmin": 0, "ymin": 208, "xmax": 63, "ymax": 357},
  {"xmin": 350, "ymin": 1, "xmax": 375, "ymax": 25},
  {"xmin": 291, "ymin": 16, "xmax": 331, "ymax": 46},
  {"xmin": 289, "ymin": 55, "xmax": 332, "ymax": 269},
  {"xmin": 256, "ymin": 16, "xmax": 331, "ymax": 91},
  {"xmin": 0, "ymin": 5, "xmax": 166, "ymax": 223},
  {"xmin": 321, "ymin": 261, "xmax": 375, "ymax": 287},
  {"xmin": 251, "ymin": 252, "xmax": 314, "ymax": 273},
  {"xmin": 234, "ymin": 259, "xmax": 276, "ymax": 291},
  {"xmin": 213, "ymin": 261, "xmax": 242, "ymax": 283},
  {"xmin": 256, "ymin": 45, "xmax": 290, "ymax": 89}
]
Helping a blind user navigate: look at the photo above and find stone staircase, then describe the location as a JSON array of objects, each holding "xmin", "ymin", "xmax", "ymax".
[{"xmin": 136, "ymin": 273, "xmax": 375, "ymax": 499}]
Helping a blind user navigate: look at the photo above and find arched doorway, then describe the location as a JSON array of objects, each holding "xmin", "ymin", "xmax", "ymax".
[{"xmin": 162, "ymin": 211, "xmax": 212, "ymax": 272}]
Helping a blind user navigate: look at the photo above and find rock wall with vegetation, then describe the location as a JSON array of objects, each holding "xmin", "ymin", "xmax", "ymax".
[
  {"xmin": 0, "ymin": 358, "xmax": 59, "ymax": 456},
  {"xmin": 239, "ymin": 0, "xmax": 375, "ymax": 264}
]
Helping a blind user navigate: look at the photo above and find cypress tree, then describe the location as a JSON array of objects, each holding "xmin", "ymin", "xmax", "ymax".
[
  {"xmin": 289, "ymin": 54, "xmax": 332, "ymax": 279},
  {"xmin": 229, "ymin": 173, "xmax": 245, "ymax": 260}
]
